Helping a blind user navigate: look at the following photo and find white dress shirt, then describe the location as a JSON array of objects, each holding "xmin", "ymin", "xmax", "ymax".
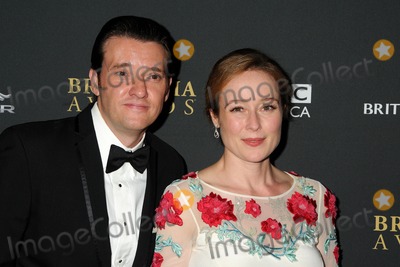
[{"xmin": 91, "ymin": 103, "xmax": 147, "ymax": 267}]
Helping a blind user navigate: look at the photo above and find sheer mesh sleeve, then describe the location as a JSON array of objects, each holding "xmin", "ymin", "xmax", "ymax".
[
  {"xmin": 152, "ymin": 183, "xmax": 199, "ymax": 267},
  {"xmin": 316, "ymin": 183, "xmax": 340, "ymax": 267}
]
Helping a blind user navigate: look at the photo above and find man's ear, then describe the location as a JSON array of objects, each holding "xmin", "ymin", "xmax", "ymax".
[
  {"xmin": 89, "ymin": 68, "xmax": 100, "ymax": 96},
  {"xmin": 164, "ymin": 77, "xmax": 172, "ymax": 102}
]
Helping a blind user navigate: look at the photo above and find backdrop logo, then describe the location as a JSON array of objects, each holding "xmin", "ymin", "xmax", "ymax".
[
  {"xmin": 373, "ymin": 39, "xmax": 395, "ymax": 61},
  {"xmin": 363, "ymin": 103, "xmax": 400, "ymax": 115},
  {"xmin": 67, "ymin": 78, "xmax": 94, "ymax": 112},
  {"xmin": 173, "ymin": 189, "xmax": 194, "ymax": 211},
  {"xmin": 373, "ymin": 189, "xmax": 395, "ymax": 211},
  {"xmin": 169, "ymin": 80, "xmax": 196, "ymax": 116},
  {"xmin": 290, "ymin": 84, "xmax": 311, "ymax": 118},
  {"xmin": 173, "ymin": 39, "xmax": 195, "ymax": 61},
  {"xmin": 0, "ymin": 92, "xmax": 15, "ymax": 114},
  {"xmin": 371, "ymin": 188, "xmax": 399, "ymax": 251},
  {"xmin": 66, "ymin": 78, "xmax": 197, "ymax": 116}
]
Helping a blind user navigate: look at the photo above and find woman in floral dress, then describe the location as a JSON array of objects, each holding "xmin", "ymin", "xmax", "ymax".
[{"xmin": 152, "ymin": 48, "xmax": 340, "ymax": 267}]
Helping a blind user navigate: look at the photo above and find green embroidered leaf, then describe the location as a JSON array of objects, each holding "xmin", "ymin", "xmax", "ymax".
[
  {"xmin": 154, "ymin": 235, "xmax": 162, "ymax": 252},
  {"xmin": 171, "ymin": 242, "xmax": 183, "ymax": 257},
  {"xmin": 303, "ymin": 185, "xmax": 316, "ymax": 196},
  {"xmin": 324, "ymin": 238, "xmax": 330, "ymax": 254},
  {"xmin": 329, "ymin": 231, "xmax": 337, "ymax": 240},
  {"xmin": 298, "ymin": 177, "xmax": 306, "ymax": 188},
  {"xmin": 286, "ymin": 246, "xmax": 298, "ymax": 260},
  {"xmin": 285, "ymin": 252, "xmax": 297, "ymax": 262},
  {"xmin": 188, "ymin": 180, "xmax": 203, "ymax": 194},
  {"xmin": 215, "ymin": 223, "xmax": 228, "ymax": 240},
  {"xmin": 247, "ymin": 240, "xmax": 263, "ymax": 257},
  {"xmin": 257, "ymin": 233, "xmax": 266, "ymax": 245},
  {"xmin": 155, "ymin": 235, "xmax": 182, "ymax": 256},
  {"xmin": 324, "ymin": 230, "xmax": 338, "ymax": 254},
  {"xmin": 161, "ymin": 238, "xmax": 172, "ymax": 246},
  {"xmin": 301, "ymin": 225, "xmax": 317, "ymax": 244},
  {"xmin": 226, "ymin": 230, "xmax": 242, "ymax": 241}
]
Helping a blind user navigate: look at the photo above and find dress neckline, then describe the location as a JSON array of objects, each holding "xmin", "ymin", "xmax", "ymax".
[{"xmin": 196, "ymin": 171, "xmax": 297, "ymax": 199}]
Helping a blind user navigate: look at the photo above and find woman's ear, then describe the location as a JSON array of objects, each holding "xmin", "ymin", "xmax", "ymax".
[{"xmin": 209, "ymin": 109, "xmax": 220, "ymax": 128}]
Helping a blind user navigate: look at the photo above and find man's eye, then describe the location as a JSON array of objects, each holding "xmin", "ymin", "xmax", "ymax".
[
  {"xmin": 115, "ymin": 71, "xmax": 127, "ymax": 77},
  {"xmin": 145, "ymin": 73, "xmax": 163, "ymax": 81},
  {"xmin": 230, "ymin": 107, "xmax": 243, "ymax": 112}
]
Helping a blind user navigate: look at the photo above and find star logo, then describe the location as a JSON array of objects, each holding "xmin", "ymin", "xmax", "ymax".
[
  {"xmin": 373, "ymin": 39, "xmax": 395, "ymax": 61},
  {"xmin": 373, "ymin": 189, "xmax": 395, "ymax": 211},
  {"xmin": 174, "ymin": 189, "xmax": 194, "ymax": 210},
  {"xmin": 173, "ymin": 39, "xmax": 195, "ymax": 61}
]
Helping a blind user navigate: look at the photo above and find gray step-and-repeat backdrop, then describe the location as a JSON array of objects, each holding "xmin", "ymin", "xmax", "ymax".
[{"xmin": 1, "ymin": 1, "xmax": 399, "ymax": 266}]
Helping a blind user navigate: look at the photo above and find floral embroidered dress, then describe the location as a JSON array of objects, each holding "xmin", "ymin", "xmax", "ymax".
[{"xmin": 152, "ymin": 171, "xmax": 339, "ymax": 267}]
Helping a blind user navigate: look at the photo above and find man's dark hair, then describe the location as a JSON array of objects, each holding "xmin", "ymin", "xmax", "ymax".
[{"xmin": 91, "ymin": 16, "xmax": 175, "ymax": 76}]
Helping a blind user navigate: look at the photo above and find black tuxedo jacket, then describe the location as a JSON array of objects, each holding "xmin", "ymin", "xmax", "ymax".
[{"xmin": 0, "ymin": 105, "xmax": 187, "ymax": 267}]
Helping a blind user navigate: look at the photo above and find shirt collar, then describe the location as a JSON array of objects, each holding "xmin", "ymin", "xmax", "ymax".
[{"xmin": 91, "ymin": 102, "xmax": 146, "ymax": 172}]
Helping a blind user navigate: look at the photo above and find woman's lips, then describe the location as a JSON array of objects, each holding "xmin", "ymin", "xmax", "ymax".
[{"xmin": 242, "ymin": 138, "xmax": 265, "ymax": 147}]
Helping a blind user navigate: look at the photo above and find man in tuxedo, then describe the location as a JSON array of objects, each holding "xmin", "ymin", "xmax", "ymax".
[{"xmin": 0, "ymin": 16, "xmax": 187, "ymax": 267}]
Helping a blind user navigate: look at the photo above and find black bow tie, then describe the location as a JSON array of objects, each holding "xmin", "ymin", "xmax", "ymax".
[{"xmin": 106, "ymin": 144, "xmax": 150, "ymax": 174}]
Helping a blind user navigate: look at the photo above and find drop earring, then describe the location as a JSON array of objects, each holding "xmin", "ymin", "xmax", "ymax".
[{"xmin": 214, "ymin": 127, "xmax": 220, "ymax": 139}]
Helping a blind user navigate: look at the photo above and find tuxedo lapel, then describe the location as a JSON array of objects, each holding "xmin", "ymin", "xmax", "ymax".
[
  {"xmin": 133, "ymin": 136, "xmax": 158, "ymax": 267},
  {"xmin": 75, "ymin": 106, "xmax": 112, "ymax": 266}
]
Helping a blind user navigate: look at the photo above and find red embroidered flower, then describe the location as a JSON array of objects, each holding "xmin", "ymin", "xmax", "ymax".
[
  {"xmin": 154, "ymin": 191, "xmax": 183, "ymax": 229},
  {"xmin": 324, "ymin": 190, "xmax": 337, "ymax": 224},
  {"xmin": 151, "ymin": 252, "xmax": 163, "ymax": 267},
  {"xmin": 244, "ymin": 199, "xmax": 261, "ymax": 218},
  {"xmin": 261, "ymin": 218, "xmax": 282, "ymax": 240},
  {"xmin": 182, "ymin": 171, "xmax": 197, "ymax": 180},
  {"xmin": 197, "ymin": 192, "xmax": 237, "ymax": 227},
  {"xmin": 287, "ymin": 192, "xmax": 317, "ymax": 226},
  {"xmin": 288, "ymin": 171, "xmax": 301, "ymax": 176},
  {"xmin": 333, "ymin": 245, "xmax": 340, "ymax": 264}
]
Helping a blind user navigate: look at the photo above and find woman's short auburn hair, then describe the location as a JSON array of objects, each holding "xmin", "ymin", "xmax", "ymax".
[{"xmin": 205, "ymin": 48, "xmax": 293, "ymax": 120}]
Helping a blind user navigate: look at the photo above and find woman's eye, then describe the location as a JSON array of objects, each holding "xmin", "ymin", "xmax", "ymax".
[{"xmin": 263, "ymin": 104, "xmax": 276, "ymax": 111}]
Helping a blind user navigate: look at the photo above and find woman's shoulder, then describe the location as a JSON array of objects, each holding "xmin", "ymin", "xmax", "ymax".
[
  {"xmin": 164, "ymin": 171, "xmax": 200, "ymax": 190},
  {"xmin": 287, "ymin": 171, "xmax": 331, "ymax": 195}
]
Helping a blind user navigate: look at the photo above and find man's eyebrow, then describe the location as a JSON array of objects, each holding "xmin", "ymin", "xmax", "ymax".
[
  {"xmin": 149, "ymin": 66, "xmax": 163, "ymax": 72},
  {"xmin": 109, "ymin": 63, "xmax": 164, "ymax": 73},
  {"xmin": 109, "ymin": 62, "xmax": 132, "ymax": 70}
]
